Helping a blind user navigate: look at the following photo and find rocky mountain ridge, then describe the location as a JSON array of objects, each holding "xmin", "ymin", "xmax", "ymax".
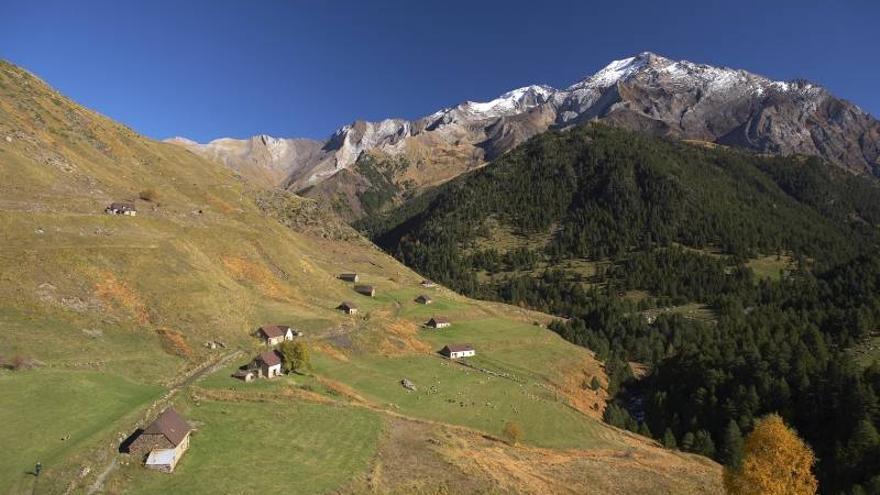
[{"xmin": 168, "ymin": 52, "xmax": 880, "ymax": 217}]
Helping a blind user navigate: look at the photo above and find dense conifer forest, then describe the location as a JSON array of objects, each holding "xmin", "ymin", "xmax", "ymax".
[{"xmin": 364, "ymin": 124, "xmax": 880, "ymax": 494}]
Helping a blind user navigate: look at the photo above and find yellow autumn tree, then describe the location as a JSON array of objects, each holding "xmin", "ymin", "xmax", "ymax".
[{"xmin": 724, "ymin": 414, "xmax": 818, "ymax": 495}]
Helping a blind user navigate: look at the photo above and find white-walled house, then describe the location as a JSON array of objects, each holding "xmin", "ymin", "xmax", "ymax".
[
  {"xmin": 426, "ymin": 316, "xmax": 451, "ymax": 329},
  {"xmin": 254, "ymin": 350, "xmax": 283, "ymax": 378},
  {"xmin": 440, "ymin": 344, "xmax": 476, "ymax": 359}
]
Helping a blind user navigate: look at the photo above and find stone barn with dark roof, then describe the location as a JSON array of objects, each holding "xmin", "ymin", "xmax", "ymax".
[
  {"xmin": 338, "ymin": 301, "xmax": 358, "ymax": 315},
  {"xmin": 127, "ymin": 408, "xmax": 192, "ymax": 472},
  {"xmin": 354, "ymin": 285, "xmax": 376, "ymax": 297},
  {"xmin": 254, "ymin": 350, "xmax": 283, "ymax": 378},
  {"xmin": 256, "ymin": 325, "xmax": 294, "ymax": 346}
]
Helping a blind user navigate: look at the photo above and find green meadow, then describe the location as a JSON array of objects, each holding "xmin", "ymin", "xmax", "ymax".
[
  {"xmin": 124, "ymin": 399, "xmax": 381, "ymax": 495},
  {"xmin": 0, "ymin": 369, "xmax": 161, "ymax": 493}
]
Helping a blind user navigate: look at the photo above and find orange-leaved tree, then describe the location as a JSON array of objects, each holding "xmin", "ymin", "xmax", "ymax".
[{"xmin": 724, "ymin": 413, "xmax": 817, "ymax": 495}]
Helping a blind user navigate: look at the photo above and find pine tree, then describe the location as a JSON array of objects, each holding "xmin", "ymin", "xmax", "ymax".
[
  {"xmin": 721, "ymin": 420, "xmax": 745, "ymax": 468},
  {"xmin": 662, "ymin": 428, "xmax": 677, "ymax": 449},
  {"xmin": 681, "ymin": 432, "xmax": 695, "ymax": 452},
  {"xmin": 847, "ymin": 418, "xmax": 880, "ymax": 461},
  {"xmin": 693, "ymin": 429, "xmax": 716, "ymax": 457}
]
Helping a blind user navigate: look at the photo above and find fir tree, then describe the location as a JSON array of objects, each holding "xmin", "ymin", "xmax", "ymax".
[{"xmin": 721, "ymin": 420, "xmax": 745, "ymax": 468}]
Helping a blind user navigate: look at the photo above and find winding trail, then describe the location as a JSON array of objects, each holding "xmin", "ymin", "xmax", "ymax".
[{"xmin": 81, "ymin": 350, "xmax": 242, "ymax": 494}]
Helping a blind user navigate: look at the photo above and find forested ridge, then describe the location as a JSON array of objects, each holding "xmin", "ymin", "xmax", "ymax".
[{"xmin": 365, "ymin": 124, "xmax": 880, "ymax": 494}]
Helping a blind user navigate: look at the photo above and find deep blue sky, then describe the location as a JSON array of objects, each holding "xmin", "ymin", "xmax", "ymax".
[{"xmin": 2, "ymin": 0, "xmax": 878, "ymax": 142}]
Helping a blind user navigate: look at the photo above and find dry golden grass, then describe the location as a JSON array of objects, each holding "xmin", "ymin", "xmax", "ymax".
[
  {"xmin": 558, "ymin": 357, "xmax": 608, "ymax": 419},
  {"xmin": 206, "ymin": 192, "xmax": 236, "ymax": 214},
  {"xmin": 375, "ymin": 315, "xmax": 432, "ymax": 356},
  {"xmin": 221, "ymin": 255, "xmax": 289, "ymax": 299},
  {"xmin": 344, "ymin": 414, "xmax": 722, "ymax": 495},
  {"xmin": 439, "ymin": 428, "xmax": 722, "ymax": 495},
  {"xmin": 316, "ymin": 376, "xmax": 372, "ymax": 405}
]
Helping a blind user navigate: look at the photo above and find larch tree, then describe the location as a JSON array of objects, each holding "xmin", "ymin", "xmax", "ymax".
[{"xmin": 724, "ymin": 414, "xmax": 817, "ymax": 495}]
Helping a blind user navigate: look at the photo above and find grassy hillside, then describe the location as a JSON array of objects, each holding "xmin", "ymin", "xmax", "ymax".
[{"xmin": 0, "ymin": 61, "xmax": 721, "ymax": 494}]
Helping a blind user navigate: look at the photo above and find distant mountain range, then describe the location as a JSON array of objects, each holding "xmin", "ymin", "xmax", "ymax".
[{"xmin": 168, "ymin": 52, "xmax": 880, "ymax": 217}]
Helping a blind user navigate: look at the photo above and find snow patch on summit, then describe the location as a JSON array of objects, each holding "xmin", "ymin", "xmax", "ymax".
[
  {"xmin": 461, "ymin": 85, "xmax": 554, "ymax": 118},
  {"xmin": 586, "ymin": 56, "xmax": 648, "ymax": 87}
]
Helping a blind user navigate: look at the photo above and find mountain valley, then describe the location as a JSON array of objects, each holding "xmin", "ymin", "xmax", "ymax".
[{"xmin": 0, "ymin": 59, "xmax": 724, "ymax": 494}]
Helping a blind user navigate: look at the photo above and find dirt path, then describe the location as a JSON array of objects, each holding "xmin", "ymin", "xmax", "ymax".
[
  {"xmin": 81, "ymin": 350, "xmax": 242, "ymax": 494},
  {"xmin": 85, "ymin": 458, "xmax": 116, "ymax": 495}
]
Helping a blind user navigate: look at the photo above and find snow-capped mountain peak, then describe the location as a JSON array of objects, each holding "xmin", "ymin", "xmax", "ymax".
[
  {"xmin": 582, "ymin": 54, "xmax": 649, "ymax": 87},
  {"xmin": 168, "ymin": 52, "xmax": 880, "ymax": 198},
  {"xmin": 461, "ymin": 84, "xmax": 555, "ymax": 117},
  {"xmin": 567, "ymin": 52, "xmax": 669, "ymax": 90}
]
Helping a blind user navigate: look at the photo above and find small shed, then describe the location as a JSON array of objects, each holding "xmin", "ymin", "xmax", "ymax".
[
  {"xmin": 105, "ymin": 202, "xmax": 137, "ymax": 216},
  {"xmin": 254, "ymin": 350, "xmax": 283, "ymax": 378},
  {"xmin": 440, "ymin": 344, "xmax": 476, "ymax": 359},
  {"xmin": 233, "ymin": 369, "xmax": 255, "ymax": 382},
  {"xmin": 339, "ymin": 273, "xmax": 359, "ymax": 282},
  {"xmin": 415, "ymin": 295, "xmax": 433, "ymax": 305},
  {"xmin": 426, "ymin": 316, "xmax": 451, "ymax": 329},
  {"xmin": 354, "ymin": 285, "xmax": 376, "ymax": 297},
  {"xmin": 256, "ymin": 325, "xmax": 295, "ymax": 346},
  {"xmin": 338, "ymin": 301, "xmax": 358, "ymax": 315}
]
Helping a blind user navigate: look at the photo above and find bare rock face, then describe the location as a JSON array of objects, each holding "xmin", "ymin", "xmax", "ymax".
[
  {"xmin": 167, "ymin": 52, "xmax": 880, "ymax": 218},
  {"xmin": 166, "ymin": 135, "xmax": 325, "ymax": 188}
]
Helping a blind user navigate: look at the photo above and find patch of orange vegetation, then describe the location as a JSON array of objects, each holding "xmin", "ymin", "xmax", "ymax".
[
  {"xmin": 221, "ymin": 255, "xmax": 288, "ymax": 299},
  {"xmin": 373, "ymin": 314, "xmax": 432, "ymax": 356},
  {"xmin": 92, "ymin": 269, "xmax": 149, "ymax": 324},
  {"xmin": 312, "ymin": 342, "xmax": 350, "ymax": 362},
  {"xmin": 156, "ymin": 328, "xmax": 193, "ymax": 358}
]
